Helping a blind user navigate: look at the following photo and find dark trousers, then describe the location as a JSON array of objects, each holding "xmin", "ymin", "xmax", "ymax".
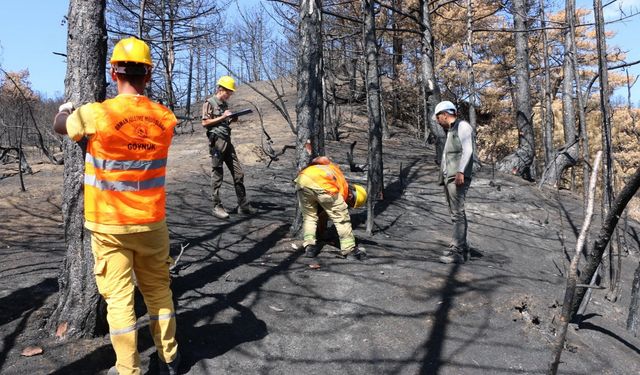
[{"xmin": 208, "ymin": 135, "xmax": 247, "ymax": 207}]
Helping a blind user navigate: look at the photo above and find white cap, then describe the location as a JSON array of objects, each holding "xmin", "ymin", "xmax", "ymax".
[{"xmin": 433, "ymin": 101, "xmax": 456, "ymax": 119}]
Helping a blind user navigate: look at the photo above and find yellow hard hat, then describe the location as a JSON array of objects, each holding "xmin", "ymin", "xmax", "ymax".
[
  {"xmin": 110, "ymin": 37, "xmax": 153, "ymax": 66},
  {"xmin": 350, "ymin": 184, "xmax": 367, "ymax": 208},
  {"xmin": 217, "ymin": 76, "xmax": 236, "ymax": 91}
]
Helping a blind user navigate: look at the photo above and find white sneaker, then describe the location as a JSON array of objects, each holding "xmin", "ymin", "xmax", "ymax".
[{"xmin": 212, "ymin": 205, "xmax": 229, "ymax": 219}]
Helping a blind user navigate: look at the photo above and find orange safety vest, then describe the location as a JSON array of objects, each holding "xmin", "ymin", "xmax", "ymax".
[
  {"xmin": 84, "ymin": 95, "xmax": 177, "ymax": 225},
  {"xmin": 298, "ymin": 163, "xmax": 349, "ymax": 201}
]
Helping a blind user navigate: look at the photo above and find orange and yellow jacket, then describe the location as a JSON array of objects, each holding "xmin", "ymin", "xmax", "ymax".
[
  {"xmin": 296, "ymin": 161, "xmax": 349, "ymax": 202},
  {"xmin": 66, "ymin": 94, "xmax": 177, "ymax": 231}
]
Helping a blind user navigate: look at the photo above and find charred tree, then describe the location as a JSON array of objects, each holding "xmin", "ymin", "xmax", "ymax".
[
  {"xmin": 539, "ymin": 0, "xmax": 579, "ymax": 187},
  {"xmin": 629, "ymin": 263, "xmax": 640, "ymax": 335},
  {"xmin": 548, "ymin": 152, "xmax": 601, "ymax": 375},
  {"xmin": 420, "ymin": 0, "xmax": 444, "ymax": 161},
  {"xmin": 363, "ymin": 0, "xmax": 384, "ymax": 235},
  {"xmin": 539, "ymin": 0, "xmax": 555, "ymax": 168},
  {"xmin": 496, "ymin": 0, "xmax": 535, "ymax": 180},
  {"xmin": 571, "ymin": 165, "xmax": 640, "ymax": 317},
  {"xmin": 45, "ymin": 0, "xmax": 108, "ymax": 339},
  {"xmin": 291, "ymin": 0, "xmax": 324, "ymax": 235}
]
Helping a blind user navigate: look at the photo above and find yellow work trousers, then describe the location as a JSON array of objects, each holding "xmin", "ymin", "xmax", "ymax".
[
  {"xmin": 297, "ymin": 186, "xmax": 356, "ymax": 255},
  {"xmin": 91, "ymin": 226, "xmax": 178, "ymax": 375}
]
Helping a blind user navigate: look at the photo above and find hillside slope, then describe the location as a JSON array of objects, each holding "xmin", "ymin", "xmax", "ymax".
[{"xmin": 0, "ymin": 82, "xmax": 639, "ymax": 374}]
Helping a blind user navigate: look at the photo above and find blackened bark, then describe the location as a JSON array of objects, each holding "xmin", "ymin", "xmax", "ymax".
[
  {"xmin": 571, "ymin": 165, "xmax": 640, "ymax": 317},
  {"xmin": 539, "ymin": 0, "xmax": 555, "ymax": 168},
  {"xmin": 419, "ymin": 0, "xmax": 444, "ymax": 162},
  {"xmin": 363, "ymin": 0, "xmax": 384, "ymax": 235},
  {"xmin": 291, "ymin": 0, "xmax": 324, "ymax": 235},
  {"xmin": 593, "ymin": 0, "xmax": 613, "ymax": 213},
  {"xmin": 45, "ymin": 0, "xmax": 108, "ymax": 339},
  {"xmin": 540, "ymin": 0, "xmax": 578, "ymax": 187},
  {"xmin": 496, "ymin": 0, "xmax": 535, "ymax": 180},
  {"xmin": 628, "ymin": 262, "xmax": 640, "ymax": 335}
]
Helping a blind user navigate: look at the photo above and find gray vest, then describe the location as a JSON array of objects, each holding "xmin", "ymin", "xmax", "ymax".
[
  {"xmin": 206, "ymin": 96, "xmax": 231, "ymax": 140},
  {"xmin": 441, "ymin": 119, "xmax": 474, "ymax": 183}
]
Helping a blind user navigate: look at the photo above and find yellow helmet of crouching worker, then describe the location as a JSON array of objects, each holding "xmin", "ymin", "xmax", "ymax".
[
  {"xmin": 350, "ymin": 184, "xmax": 367, "ymax": 208},
  {"xmin": 217, "ymin": 76, "xmax": 236, "ymax": 91},
  {"xmin": 110, "ymin": 37, "xmax": 153, "ymax": 67}
]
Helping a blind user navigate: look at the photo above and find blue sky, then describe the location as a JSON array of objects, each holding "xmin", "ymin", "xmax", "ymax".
[
  {"xmin": 0, "ymin": 0, "xmax": 67, "ymax": 99},
  {"xmin": 0, "ymin": 0, "xmax": 638, "ymax": 104}
]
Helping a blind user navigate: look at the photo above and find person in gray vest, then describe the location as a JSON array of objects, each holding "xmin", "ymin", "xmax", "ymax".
[
  {"xmin": 434, "ymin": 101, "xmax": 474, "ymax": 264},
  {"xmin": 202, "ymin": 75, "xmax": 254, "ymax": 219}
]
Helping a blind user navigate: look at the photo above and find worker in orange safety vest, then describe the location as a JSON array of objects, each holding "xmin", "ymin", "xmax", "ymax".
[
  {"xmin": 53, "ymin": 37, "xmax": 180, "ymax": 375},
  {"xmin": 295, "ymin": 156, "xmax": 368, "ymax": 260}
]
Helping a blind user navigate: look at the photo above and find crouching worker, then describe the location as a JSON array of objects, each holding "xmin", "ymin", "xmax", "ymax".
[
  {"xmin": 295, "ymin": 156, "xmax": 367, "ymax": 260},
  {"xmin": 53, "ymin": 37, "xmax": 180, "ymax": 375}
]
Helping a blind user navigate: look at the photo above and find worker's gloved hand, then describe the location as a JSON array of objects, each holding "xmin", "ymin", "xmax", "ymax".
[{"xmin": 58, "ymin": 102, "xmax": 75, "ymax": 114}]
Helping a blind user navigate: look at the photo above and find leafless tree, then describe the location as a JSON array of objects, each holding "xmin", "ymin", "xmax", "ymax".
[
  {"xmin": 496, "ymin": 0, "xmax": 536, "ymax": 180},
  {"xmin": 291, "ymin": 0, "xmax": 324, "ymax": 235},
  {"xmin": 45, "ymin": 0, "xmax": 109, "ymax": 340},
  {"xmin": 363, "ymin": 0, "xmax": 384, "ymax": 235}
]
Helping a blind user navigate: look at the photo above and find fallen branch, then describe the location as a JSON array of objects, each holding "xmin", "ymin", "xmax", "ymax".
[{"xmin": 170, "ymin": 242, "xmax": 190, "ymax": 271}]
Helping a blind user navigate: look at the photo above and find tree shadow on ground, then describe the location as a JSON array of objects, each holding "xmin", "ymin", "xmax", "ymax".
[
  {"xmin": 577, "ymin": 321, "xmax": 640, "ymax": 355},
  {"xmin": 419, "ymin": 263, "xmax": 464, "ymax": 374},
  {"xmin": 0, "ymin": 278, "xmax": 57, "ymax": 368},
  {"xmin": 171, "ymin": 223, "xmax": 299, "ymax": 373}
]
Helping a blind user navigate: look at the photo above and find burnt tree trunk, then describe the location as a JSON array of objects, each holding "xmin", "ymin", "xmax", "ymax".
[
  {"xmin": 594, "ymin": 0, "xmax": 614, "ymax": 213},
  {"xmin": 45, "ymin": 0, "xmax": 108, "ymax": 339},
  {"xmin": 420, "ymin": 0, "xmax": 444, "ymax": 161},
  {"xmin": 571, "ymin": 165, "xmax": 640, "ymax": 317},
  {"xmin": 539, "ymin": 0, "xmax": 555, "ymax": 169},
  {"xmin": 539, "ymin": 0, "xmax": 579, "ymax": 187},
  {"xmin": 364, "ymin": 0, "xmax": 384, "ymax": 235},
  {"xmin": 390, "ymin": 0, "xmax": 403, "ymax": 131},
  {"xmin": 291, "ymin": 0, "xmax": 324, "ymax": 235},
  {"xmin": 628, "ymin": 262, "xmax": 640, "ymax": 335},
  {"xmin": 496, "ymin": 0, "xmax": 535, "ymax": 180}
]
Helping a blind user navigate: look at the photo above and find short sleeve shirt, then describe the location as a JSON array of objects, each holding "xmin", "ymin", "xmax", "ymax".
[{"xmin": 202, "ymin": 96, "xmax": 231, "ymax": 140}]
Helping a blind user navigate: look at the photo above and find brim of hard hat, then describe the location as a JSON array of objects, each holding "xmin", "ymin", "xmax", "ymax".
[{"xmin": 110, "ymin": 59, "xmax": 153, "ymax": 67}]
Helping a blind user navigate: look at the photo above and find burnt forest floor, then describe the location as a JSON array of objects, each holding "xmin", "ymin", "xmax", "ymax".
[{"xmin": 2, "ymin": 83, "xmax": 640, "ymax": 374}]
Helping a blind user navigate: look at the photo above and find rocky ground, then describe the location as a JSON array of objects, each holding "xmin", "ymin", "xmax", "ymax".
[{"xmin": 1, "ymin": 82, "xmax": 640, "ymax": 374}]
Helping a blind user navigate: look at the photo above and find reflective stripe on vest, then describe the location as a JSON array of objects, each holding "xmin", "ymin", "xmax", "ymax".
[
  {"xmin": 84, "ymin": 174, "xmax": 166, "ymax": 192},
  {"xmin": 86, "ymin": 153, "xmax": 167, "ymax": 171}
]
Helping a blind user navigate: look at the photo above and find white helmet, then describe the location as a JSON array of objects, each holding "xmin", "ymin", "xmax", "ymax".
[{"xmin": 433, "ymin": 101, "xmax": 457, "ymax": 119}]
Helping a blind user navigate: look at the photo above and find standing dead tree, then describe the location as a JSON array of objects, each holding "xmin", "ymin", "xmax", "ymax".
[
  {"xmin": 570, "ymin": 164, "xmax": 640, "ymax": 318},
  {"xmin": 363, "ymin": 0, "xmax": 384, "ymax": 235},
  {"xmin": 548, "ymin": 151, "xmax": 601, "ymax": 375},
  {"xmin": 45, "ymin": 0, "xmax": 109, "ymax": 340},
  {"xmin": 291, "ymin": 0, "xmax": 324, "ymax": 235},
  {"xmin": 495, "ymin": 0, "xmax": 535, "ymax": 180}
]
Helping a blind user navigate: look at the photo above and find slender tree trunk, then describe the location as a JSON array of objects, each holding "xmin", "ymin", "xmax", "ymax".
[
  {"xmin": 45, "ymin": 0, "xmax": 108, "ymax": 340},
  {"xmin": 548, "ymin": 152, "xmax": 601, "ymax": 375},
  {"xmin": 539, "ymin": 0, "xmax": 579, "ymax": 187},
  {"xmin": 571, "ymin": 164, "xmax": 640, "ymax": 316},
  {"xmin": 593, "ymin": 0, "xmax": 613, "ymax": 213},
  {"xmin": 420, "ymin": 0, "xmax": 444, "ymax": 161},
  {"xmin": 540, "ymin": 0, "xmax": 555, "ymax": 169},
  {"xmin": 564, "ymin": 3, "xmax": 590, "ymax": 205},
  {"xmin": 390, "ymin": 0, "xmax": 403, "ymax": 131},
  {"xmin": 291, "ymin": 0, "xmax": 324, "ymax": 235},
  {"xmin": 186, "ymin": 36, "xmax": 194, "ymax": 119},
  {"xmin": 496, "ymin": 0, "xmax": 535, "ymax": 180},
  {"xmin": 138, "ymin": 0, "xmax": 146, "ymax": 39},
  {"xmin": 364, "ymin": 0, "xmax": 384, "ymax": 235},
  {"xmin": 465, "ymin": 0, "xmax": 477, "ymax": 129},
  {"xmin": 628, "ymin": 261, "xmax": 640, "ymax": 335}
]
